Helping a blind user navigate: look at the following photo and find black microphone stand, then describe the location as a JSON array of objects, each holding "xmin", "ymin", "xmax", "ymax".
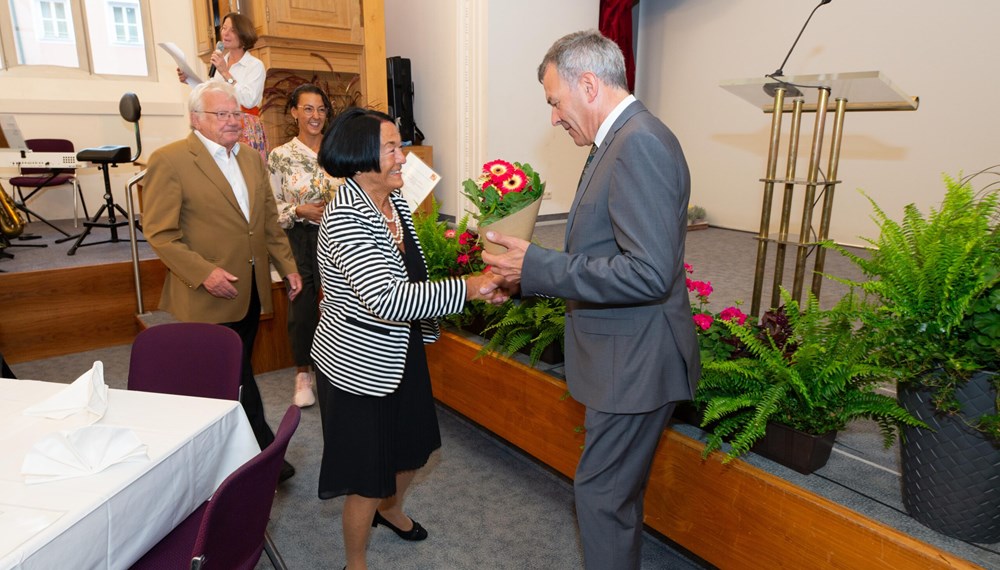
[{"xmin": 763, "ymin": 0, "xmax": 833, "ymax": 98}]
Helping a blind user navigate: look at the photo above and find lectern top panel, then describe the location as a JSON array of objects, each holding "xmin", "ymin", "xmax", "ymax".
[{"xmin": 720, "ymin": 70, "xmax": 918, "ymax": 112}]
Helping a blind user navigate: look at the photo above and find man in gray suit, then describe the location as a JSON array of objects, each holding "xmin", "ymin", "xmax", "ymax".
[{"xmin": 483, "ymin": 30, "xmax": 701, "ymax": 570}]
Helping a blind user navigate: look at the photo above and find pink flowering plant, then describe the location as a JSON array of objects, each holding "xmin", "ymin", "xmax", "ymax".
[
  {"xmin": 686, "ymin": 263, "xmax": 751, "ymax": 364},
  {"xmin": 461, "ymin": 159, "xmax": 545, "ymax": 226},
  {"xmin": 412, "ymin": 199, "xmax": 486, "ymax": 280}
]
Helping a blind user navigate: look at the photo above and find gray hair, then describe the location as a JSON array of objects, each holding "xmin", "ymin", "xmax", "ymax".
[
  {"xmin": 188, "ymin": 81, "xmax": 238, "ymax": 114},
  {"xmin": 537, "ymin": 30, "xmax": 627, "ymax": 90}
]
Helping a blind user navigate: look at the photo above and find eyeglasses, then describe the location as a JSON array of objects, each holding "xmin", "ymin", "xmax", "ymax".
[
  {"xmin": 297, "ymin": 106, "xmax": 328, "ymax": 116},
  {"xmin": 200, "ymin": 110, "xmax": 244, "ymax": 121}
]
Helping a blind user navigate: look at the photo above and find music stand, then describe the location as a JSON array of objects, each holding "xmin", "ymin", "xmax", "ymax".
[{"xmin": 720, "ymin": 71, "xmax": 918, "ymax": 316}]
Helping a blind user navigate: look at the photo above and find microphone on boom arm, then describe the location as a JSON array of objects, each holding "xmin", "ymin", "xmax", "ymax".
[
  {"xmin": 208, "ymin": 41, "xmax": 223, "ymax": 78},
  {"xmin": 763, "ymin": 0, "xmax": 833, "ymax": 98}
]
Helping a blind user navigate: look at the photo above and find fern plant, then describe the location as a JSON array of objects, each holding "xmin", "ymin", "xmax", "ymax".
[
  {"xmin": 480, "ymin": 297, "xmax": 566, "ymax": 366},
  {"xmin": 696, "ymin": 289, "xmax": 926, "ymax": 462},
  {"xmin": 411, "ymin": 199, "xmax": 483, "ymax": 280},
  {"xmin": 412, "ymin": 199, "xmax": 498, "ymax": 332},
  {"xmin": 825, "ymin": 170, "xmax": 1000, "ymax": 439}
]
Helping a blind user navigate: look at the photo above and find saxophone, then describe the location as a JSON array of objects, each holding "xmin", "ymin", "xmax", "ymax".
[{"xmin": 0, "ymin": 182, "xmax": 25, "ymax": 240}]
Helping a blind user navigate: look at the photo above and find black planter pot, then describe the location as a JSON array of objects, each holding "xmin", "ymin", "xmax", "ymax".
[
  {"xmin": 520, "ymin": 342, "xmax": 564, "ymax": 365},
  {"xmin": 751, "ymin": 422, "xmax": 836, "ymax": 475},
  {"xmin": 898, "ymin": 371, "xmax": 1000, "ymax": 543}
]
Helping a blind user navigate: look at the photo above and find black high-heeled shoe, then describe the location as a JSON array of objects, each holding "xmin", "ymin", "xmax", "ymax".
[{"xmin": 372, "ymin": 511, "xmax": 428, "ymax": 541}]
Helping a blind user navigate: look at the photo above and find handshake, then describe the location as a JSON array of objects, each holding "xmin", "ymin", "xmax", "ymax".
[
  {"xmin": 465, "ymin": 271, "xmax": 517, "ymax": 304},
  {"xmin": 463, "ymin": 230, "xmax": 528, "ymax": 305}
]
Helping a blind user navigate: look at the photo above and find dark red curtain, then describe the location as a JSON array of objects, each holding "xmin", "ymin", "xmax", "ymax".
[{"xmin": 599, "ymin": 0, "xmax": 637, "ymax": 92}]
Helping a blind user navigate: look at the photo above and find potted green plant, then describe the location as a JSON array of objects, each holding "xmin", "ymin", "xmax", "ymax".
[
  {"xmin": 687, "ymin": 204, "xmax": 708, "ymax": 231},
  {"xmin": 461, "ymin": 159, "xmax": 545, "ymax": 255},
  {"xmin": 695, "ymin": 289, "xmax": 926, "ymax": 474},
  {"xmin": 826, "ymin": 170, "xmax": 1000, "ymax": 542}
]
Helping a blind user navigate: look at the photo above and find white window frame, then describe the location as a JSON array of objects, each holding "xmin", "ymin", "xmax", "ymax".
[
  {"xmin": 108, "ymin": 1, "xmax": 140, "ymax": 45},
  {"xmin": 0, "ymin": 0, "xmax": 154, "ymax": 78},
  {"xmin": 37, "ymin": 0, "xmax": 73, "ymax": 42}
]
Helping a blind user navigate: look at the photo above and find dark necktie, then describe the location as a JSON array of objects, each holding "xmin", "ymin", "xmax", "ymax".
[{"xmin": 577, "ymin": 144, "xmax": 598, "ymax": 188}]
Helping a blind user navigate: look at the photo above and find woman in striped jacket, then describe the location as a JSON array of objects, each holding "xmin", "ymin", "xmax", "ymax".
[{"xmin": 312, "ymin": 107, "xmax": 505, "ymax": 570}]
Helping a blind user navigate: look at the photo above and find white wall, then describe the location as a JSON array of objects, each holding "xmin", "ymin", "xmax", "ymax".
[
  {"xmin": 385, "ymin": 0, "xmax": 596, "ymax": 221},
  {"xmin": 0, "ymin": 1, "xmax": 198, "ymax": 221},
  {"xmin": 485, "ymin": 0, "xmax": 598, "ymax": 218},
  {"xmin": 383, "ymin": 0, "xmax": 462, "ymax": 215},
  {"xmin": 637, "ymin": 0, "xmax": 1000, "ymax": 245}
]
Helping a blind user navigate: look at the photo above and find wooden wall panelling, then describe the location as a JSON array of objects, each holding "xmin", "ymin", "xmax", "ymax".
[
  {"xmin": 360, "ymin": 0, "xmax": 387, "ymax": 111},
  {"xmin": 244, "ymin": 0, "xmax": 362, "ymax": 45},
  {"xmin": 0, "ymin": 260, "xmax": 166, "ymax": 364},
  {"xmin": 251, "ymin": 280, "xmax": 295, "ymax": 373}
]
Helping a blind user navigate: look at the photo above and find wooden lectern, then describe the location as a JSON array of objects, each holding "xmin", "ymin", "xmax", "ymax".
[{"xmin": 720, "ymin": 71, "xmax": 918, "ymax": 316}]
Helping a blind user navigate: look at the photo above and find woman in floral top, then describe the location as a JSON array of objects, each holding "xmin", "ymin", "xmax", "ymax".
[{"xmin": 268, "ymin": 84, "xmax": 344, "ymax": 407}]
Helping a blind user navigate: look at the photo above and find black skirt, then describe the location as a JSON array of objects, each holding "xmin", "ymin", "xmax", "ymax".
[{"xmin": 316, "ymin": 322, "xmax": 442, "ymax": 500}]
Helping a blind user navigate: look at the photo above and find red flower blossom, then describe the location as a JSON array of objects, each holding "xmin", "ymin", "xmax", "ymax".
[
  {"xmin": 719, "ymin": 306, "xmax": 748, "ymax": 325},
  {"xmin": 459, "ymin": 231, "xmax": 474, "ymax": 245},
  {"xmin": 688, "ymin": 280, "xmax": 713, "ymax": 298},
  {"xmin": 444, "ymin": 229, "xmax": 456, "ymax": 239},
  {"xmin": 693, "ymin": 313, "xmax": 714, "ymax": 331},
  {"xmin": 457, "ymin": 253, "xmax": 470, "ymax": 265},
  {"xmin": 684, "ymin": 263, "xmax": 693, "ymax": 273},
  {"xmin": 484, "ymin": 159, "xmax": 514, "ymax": 179},
  {"xmin": 481, "ymin": 180, "xmax": 500, "ymax": 196},
  {"xmin": 500, "ymin": 169, "xmax": 527, "ymax": 194}
]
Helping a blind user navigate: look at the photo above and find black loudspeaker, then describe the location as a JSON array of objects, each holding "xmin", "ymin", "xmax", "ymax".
[{"xmin": 386, "ymin": 56, "xmax": 417, "ymax": 144}]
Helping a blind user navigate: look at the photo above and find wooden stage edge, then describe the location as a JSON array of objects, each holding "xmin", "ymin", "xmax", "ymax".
[{"xmin": 0, "ymin": 259, "xmax": 295, "ymax": 373}]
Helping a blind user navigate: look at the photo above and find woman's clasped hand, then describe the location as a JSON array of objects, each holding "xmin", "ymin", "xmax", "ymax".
[{"xmin": 465, "ymin": 271, "xmax": 510, "ymax": 304}]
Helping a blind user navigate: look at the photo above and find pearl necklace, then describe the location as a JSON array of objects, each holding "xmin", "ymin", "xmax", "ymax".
[{"xmin": 382, "ymin": 202, "xmax": 404, "ymax": 245}]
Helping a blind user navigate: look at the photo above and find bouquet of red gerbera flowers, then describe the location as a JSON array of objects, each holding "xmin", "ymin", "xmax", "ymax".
[{"xmin": 461, "ymin": 159, "xmax": 545, "ymax": 226}]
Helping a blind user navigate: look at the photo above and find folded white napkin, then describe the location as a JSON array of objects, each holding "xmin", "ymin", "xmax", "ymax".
[
  {"xmin": 21, "ymin": 425, "xmax": 149, "ymax": 484},
  {"xmin": 22, "ymin": 361, "xmax": 108, "ymax": 421}
]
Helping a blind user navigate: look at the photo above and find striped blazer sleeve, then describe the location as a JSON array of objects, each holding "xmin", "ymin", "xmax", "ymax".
[
  {"xmin": 311, "ymin": 182, "xmax": 466, "ymax": 396},
  {"xmin": 326, "ymin": 199, "xmax": 466, "ymax": 323}
]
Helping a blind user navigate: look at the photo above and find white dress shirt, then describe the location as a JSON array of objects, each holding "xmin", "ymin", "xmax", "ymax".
[{"xmin": 193, "ymin": 129, "xmax": 250, "ymax": 222}]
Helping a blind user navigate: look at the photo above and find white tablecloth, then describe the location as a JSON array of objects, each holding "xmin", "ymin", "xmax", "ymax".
[{"xmin": 0, "ymin": 378, "xmax": 260, "ymax": 570}]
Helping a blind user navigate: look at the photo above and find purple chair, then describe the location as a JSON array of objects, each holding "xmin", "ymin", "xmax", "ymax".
[
  {"xmin": 127, "ymin": 322, "xmax": 242, "ymax": 401},
  {"xmin": 9, "ymin": 138, "xmax": 89, "ymax": 236},
  {"xmin": 130, "ymin": 405, "xmax": 301, "ymax": 570},
  {"xmin": 127, "ymin": 322, "xmax": 290, "ymax": 568}
]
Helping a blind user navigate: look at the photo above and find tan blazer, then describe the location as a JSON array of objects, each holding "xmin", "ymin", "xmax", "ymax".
[{"xmin": 143, "ymin": 132, "xmax": 298, "ymax": 323}]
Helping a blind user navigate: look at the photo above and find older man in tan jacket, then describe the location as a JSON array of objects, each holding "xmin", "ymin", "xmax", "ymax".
[{"xmin": 143, "ymin": 81, "xmax": 301, "ymax": 474}]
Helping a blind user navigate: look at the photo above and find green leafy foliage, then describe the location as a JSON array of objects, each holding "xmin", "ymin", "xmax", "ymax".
[
  {"xmin": 695, "ymin": 289, "xmax": 927, "ymax": 462},
  {"xmin": 480, "ymin": 297, "xmax": 566, "ymax": 366},
  {"xmin": 825, "ymin": 171, "xmax": 1000, "ymax": 439},
  {"xmin": 411, "ymin": 199, "xmax": 484, "ymax": 280}
]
